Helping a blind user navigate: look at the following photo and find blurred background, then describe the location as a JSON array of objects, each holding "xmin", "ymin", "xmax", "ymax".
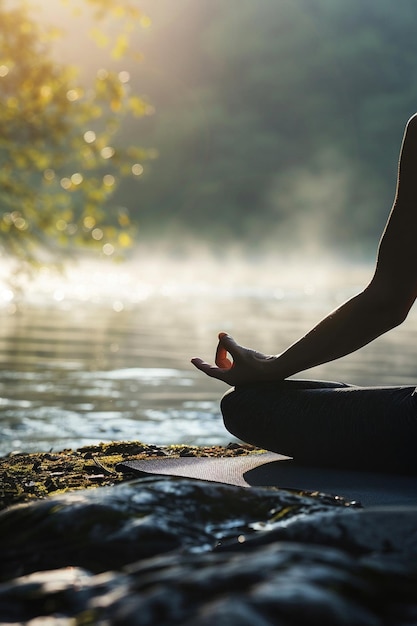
[{"xmin": 1, "ymin": 0, "xmax": 417, "ymax": 455}]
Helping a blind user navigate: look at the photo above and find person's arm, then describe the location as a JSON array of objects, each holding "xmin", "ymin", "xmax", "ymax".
[{"xmin": 191, "ymin": 114, "xmax": 417, "ymax": 385}]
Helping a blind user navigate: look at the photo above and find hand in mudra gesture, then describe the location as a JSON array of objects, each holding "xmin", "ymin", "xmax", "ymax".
[{"xmin": 191, "ymin": 332, "xmax": 278, "ymax": 386}]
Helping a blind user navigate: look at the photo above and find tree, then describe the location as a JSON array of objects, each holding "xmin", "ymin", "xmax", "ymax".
[{"xmin": 0, "ymin": 0, "xmax": 152, "ymax": 266}]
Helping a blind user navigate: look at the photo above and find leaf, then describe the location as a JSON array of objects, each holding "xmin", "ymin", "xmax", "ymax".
[
  {"xmin": 89, "ymin": 27, "xmax": 110, "ymax": 49},
  {"xmin": 128, "ymin": 96, "xmax": 147, "ymax": 117},
  {"xmin": 0, "ymin": 0, "xmax": 154, "ymax": 268},
  {"xmin": 111, "ymin": 34, "xmax": 129, "ymax": 60}
]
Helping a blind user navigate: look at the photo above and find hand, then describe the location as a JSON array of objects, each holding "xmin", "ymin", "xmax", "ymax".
[{"xmin": 191, "ymin": 332, "xmax": 279, "ymax": 385}]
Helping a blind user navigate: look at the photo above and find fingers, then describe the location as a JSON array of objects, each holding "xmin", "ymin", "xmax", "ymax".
[
  {"xmin": 215, "ymin": 342, "xmax": 233, "ymax": 368},
  {"xmin": 190, "ymin": 357, "xmax": 217, "ymax": 373},
  {"xmin": 190, "ymin": 357, "xmax": 230, "ymax": 382},
  {"xmin": 190, "ymin": 333, "xmax": 240, "ymax": 383}
]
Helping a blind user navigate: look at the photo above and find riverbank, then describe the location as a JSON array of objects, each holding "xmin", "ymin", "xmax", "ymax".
[
  {"xmin": 1, "ymin": 441, "xmax": 417, "ymax": 624},
  {"xmin": 0, "ymin": 440, "xmax": 257, "ymax": 510}
]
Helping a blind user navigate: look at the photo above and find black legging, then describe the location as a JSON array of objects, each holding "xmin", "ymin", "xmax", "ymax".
[{"xmin": 221, "ymin": 379, "xmax": 417, "ymax": 474}]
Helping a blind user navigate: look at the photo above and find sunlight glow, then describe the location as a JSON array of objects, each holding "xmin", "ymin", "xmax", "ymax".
[
  {"xmin": 71, "ymin": 172, "xmax": 83, "ymax": 185},
  {"xmin": 56, "ymin": 219, "xmax": 67, "ymax": 231},
  {"xmin": 112, "ymin": 300, "xmax": 124, "ymax": 312},
  {"xmin": 60, "ymin": 177, "xmax": 71, "ymax": 190},
  {"xmin": 102, "ymin": 243, "xmax": 115, "ymax": 256},
  {"xmin": 131, "ymin": 163, "xmax": 143, "ymax": 176},
  {"xmin": 53, "ymin": 289, "xmax": 65, "ymax": 302},
  {"xmin": 66, "ymin": 89, "xmax": 80, "ymax": 102},
  {"xmin": 97, "ymin": 68, "xmax": 108, "ymax": 81},
  {"xmin": 1, "ymin": 288, "xmax": 13, "ymax": 302},
  {"xmin": 103, "ymin": 174, "xmax": 115, "ymax": 187},
  {"xmin": 92, "ymin": 228, "xmax": 103, "ymax": 241},
  {"xmin": 0, "ymin": 253, "xmax": 372, "ymax": 351},
  {"xmin": 43, "ymin": 168, "xmax": 55, "ymax": 181},
  {"xmin": 83, "ymin": 216, "xmax": 96, "ymax": 229},
  {"xmin": 83, "ymin": 131, "xmax": 96, "ymax": 144},
  {"xmin": 66, "ymin": 224, "xmax": 78, "ymax": 235},
  {"xmin": 118, "ymin": 70, "xmax": 130, "ymax": 83},
  {"xmin": 13, "ymin": 216, "xmax": 28, "ymax": 231},
  {"xmin": 0, "ymin": 65, "xmax": 9, "ymax": 77},
  {"xmin": 40, "ymin": 85, "xmax": 52, "ymax": 100},
  {"xmin": 100, "ymin": 146, "xmax": 115, "ymax": 159}
]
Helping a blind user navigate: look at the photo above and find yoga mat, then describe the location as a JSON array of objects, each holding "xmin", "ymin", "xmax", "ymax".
[
  {"xmin": 118, "ymin": 452, "xmax": 287, "ymax": 488},
  {"xmin": 117, "ymin": 453, "xmax": 417, "ymax": 506}
]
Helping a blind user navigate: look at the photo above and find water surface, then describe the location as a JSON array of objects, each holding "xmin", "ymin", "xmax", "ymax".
[{"xmin": 1, "ymin": 258, "xmax": 417, "ymax": 456}]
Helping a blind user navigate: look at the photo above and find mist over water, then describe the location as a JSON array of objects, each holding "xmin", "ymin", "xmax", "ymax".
[{"xmin": 1, "ymin": 253, "xmax": 417, "ymax": 456}]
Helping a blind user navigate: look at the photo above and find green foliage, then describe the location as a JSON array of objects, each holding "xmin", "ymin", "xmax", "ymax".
[
  {"xmin": 0, "ymin": 0, "xmax": 151, "ymax": 264},
  {"xmin": 4, "ymin": 0, "xmax": 417, "ymax": 262}
]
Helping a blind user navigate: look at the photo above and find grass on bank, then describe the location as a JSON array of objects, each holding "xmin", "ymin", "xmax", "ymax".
[{"xmin": 0, "ymin": 441, "xmax": 256, "ymax": 510}]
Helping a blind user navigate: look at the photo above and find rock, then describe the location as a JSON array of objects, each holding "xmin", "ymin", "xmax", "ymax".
[
  {"xmin": 0, "ymin": 477, "xmax": 416, "ymax": 624},
  {"xmin": 0, "ymin": 543, "xmax": 414, "ymax": 625},
  {"xmin": 0, "ymin": 476, "xmax": 351, "ymax": 582},
  {"xmin": 232, "ymin": 505, "xmax": 417, "ymax": 556}
]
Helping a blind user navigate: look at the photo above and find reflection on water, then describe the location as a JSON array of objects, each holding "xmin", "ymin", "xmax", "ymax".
[
  {"xmin": 0, "ymin": 299, "xmax": 226, "ymax": 455},
  {"xmin": 1, "ymin": 257, "xmax": 417, "ymax": 456}
]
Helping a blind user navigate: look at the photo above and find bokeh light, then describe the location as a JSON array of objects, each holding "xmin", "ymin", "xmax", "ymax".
[
  {"xmin": 103, "ymin": 174, "xmax": 115, "ymax": 187},
  {"xmin": 71, "ymin": 172, "xmax": 83, "ymax": 185},
  {"xmin": 83, "ymin": 130, "xmax": 96, "ymax": 143},
  {"xmin": 102, "ymin": 243, "xmax": 115, "ymax": 255},
  {"xmin": 83, "ymin": 216, "xmax": 96, "ymax": 229},
  {"xmin": 60, "ymin": 177, "xmax": 72, "ymax": 190},
  {"xmin": 118, "ymin": 70, "xmax": 130, "ymax": 83},
  {"xmin": 43, "ymin": 169, "xmax": 55, "ymax": 181},
  {"xmin": 66, "ymin": 89, "xmax": 80, "ymax": 102},
  {"xmin": 101, "ymin": 146, "xmax": 115, "ymax": 159},
  {"xmin": 131, "ymin": 163, "xmax": 143, "ymax": 176}
]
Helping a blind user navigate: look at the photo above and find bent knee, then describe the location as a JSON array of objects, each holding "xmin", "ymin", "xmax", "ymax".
[
  {"xmin": 220, "ymin": 387, "xmax": 251, "ymax": 440},
  {"xmin": 220, "ymin": 388, "xmax": 258, "ymax": 445}
]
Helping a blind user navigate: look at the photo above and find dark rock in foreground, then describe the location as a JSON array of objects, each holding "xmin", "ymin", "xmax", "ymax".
[{"xmin": 0, "ymin": 477, "xmax": 416, "ymax": 624}]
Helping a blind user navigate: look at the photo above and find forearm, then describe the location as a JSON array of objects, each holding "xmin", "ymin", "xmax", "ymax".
[
  {"xmin": 271, "ymin": 285, "xmax": 407, "ymax": 379},
  {"xmin": 192, "ymin": 282, "xmax": 414, "ymax": 386}
]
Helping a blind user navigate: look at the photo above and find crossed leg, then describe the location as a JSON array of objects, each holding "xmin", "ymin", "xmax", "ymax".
[{"xmin": 221, "ymin": 379, "xmax": 417, "ymax": 474}]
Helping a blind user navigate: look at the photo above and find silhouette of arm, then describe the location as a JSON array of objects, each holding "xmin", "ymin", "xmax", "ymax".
[{"xmin": 192, "ymin": 115, "xmax": 417, "ymax": 385}]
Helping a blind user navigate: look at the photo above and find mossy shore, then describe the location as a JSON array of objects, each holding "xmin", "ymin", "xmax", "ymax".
[{"xmin": 0, "ymin": 440, "xmax": 256, "ymax": 511}]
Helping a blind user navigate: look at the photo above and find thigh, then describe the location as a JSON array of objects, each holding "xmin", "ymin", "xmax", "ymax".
[{"xmin": 221, "ymin": 382, "xmax": 417, "ymax": 473}]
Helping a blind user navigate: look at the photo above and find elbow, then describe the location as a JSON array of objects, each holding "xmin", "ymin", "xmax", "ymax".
[
  {"xmin": 376, "ymin": 302, "xmax": 408, "ymax": 332},
  {"xmin": 364, "ymin": 282, "xmax": 414, "ymax": 331},
  {"xmin": 387, "ymin": 303, "xmax": 410, "ymax": 328},
  {"xmin": 375, "ymin": 300, "xmax": 409, "ymax": 332}
]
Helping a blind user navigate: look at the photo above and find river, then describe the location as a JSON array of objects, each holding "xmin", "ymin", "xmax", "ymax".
[{"xmin": 1, "ymin": 256, "xmax": 417, "ymax": 456}]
